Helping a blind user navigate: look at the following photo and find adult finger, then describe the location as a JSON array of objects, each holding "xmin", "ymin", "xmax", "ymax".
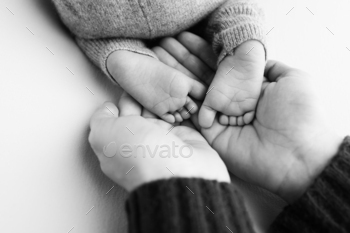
[
  {"xmin": 177, "ymin": 32, "xmax": 217, "ymax": 70},
  {"xmin": 89, "ymin": 102, "xmax": 119, "ymax": 155},
  {"xmin": 264, "ymin": 60, "xmax": 293, "ymax": 82},
  {"xmin": 90, "ymin": 102, "xmax": 118, "ymax": 131},
  {"xmin": 152, "ymin": 46, "xmax": 200, "ymax": 82},
  {"xmin": 118, "ymin": 91, "xmax": 142, "ymax": 116},
  {"xmin": 160, "ymin": 37, "xmax": 215, "ymax": 86}
]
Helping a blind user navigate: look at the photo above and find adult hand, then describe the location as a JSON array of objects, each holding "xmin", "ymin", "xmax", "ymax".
[
  {"xmin": 159, "ymin": 32, "xmax": 343, "ymax": 203},
  {"xmin": 88, "ymin": 93, "xmax": 230, "ymax": 192}
]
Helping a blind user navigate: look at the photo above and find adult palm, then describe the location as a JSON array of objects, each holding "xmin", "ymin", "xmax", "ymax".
[
  {"xmin": 201, "ymin": 62, "xmax": 340, "ymax": 203},
  {"xmin": 156, "ymin": 32, "xmax": 342, "ymax": 203}
]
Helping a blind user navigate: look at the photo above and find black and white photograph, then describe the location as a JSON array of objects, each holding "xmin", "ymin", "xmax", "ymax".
[{"xmin": 1, "ymin": 0, "xmax": 350, "ymax": 232}]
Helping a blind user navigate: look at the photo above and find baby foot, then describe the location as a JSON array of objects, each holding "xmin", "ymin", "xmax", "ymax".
[
  {"xmin": 107, "ymin": 51, "xmax": 206, "ymax": 123},
  {"xmin": 199, "ymin": 41, "xmax": 265, "ymax": 128}
]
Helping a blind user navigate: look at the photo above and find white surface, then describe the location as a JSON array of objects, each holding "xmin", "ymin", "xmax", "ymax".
[
  {"xmin": 1, "ymin": 0, "xmax": 350, "ymax": 233},
  {"xmin": 1, "ymin": 1, "xmax": 127, "ymax": 232},
  {"xmin": 262, "ymin": 0, "xmax": 350, "ymax": 137}
]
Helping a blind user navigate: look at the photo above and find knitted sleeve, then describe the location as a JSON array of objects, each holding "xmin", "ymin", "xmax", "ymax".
[
  {"xmin": 76, "ymin": 38, "xmax": 157, "ymax": 84},
  {"xmin": 126, "ymin": 178, "xmax": 255, "ymax": 233},
  {"xmin": 204, "ymin": 0, "xmax": 266, "ymax": 64},
  {"xmin": 51, "ymin": 0, "xmax": 157, "ymax": 83},
  {"xmin": 270, "ymin": 136, "xmax": 350, "ymax": 233}
]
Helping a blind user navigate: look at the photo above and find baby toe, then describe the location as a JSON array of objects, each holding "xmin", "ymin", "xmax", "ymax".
[
  {"xmin": 243, "ymin": 111, "xmax": 255, "ymax": 125},
  {"xmin": 198, "ymin": 105, "xmax": 217, "ymax": 128},
  {"xmin": 229, "ymin": 116, "xmax": 238, "ymax": 126},
  {"xmin": 185, "ymin": 97, "xmax": 198, "ymax": 114},
  {"xmin": 180, "ymin": 97, "xmax": 198, "ymax": 120},
  {"xmin": 161, "ymin": 113, "xmax": 176, "ymax": 124},
  {"xmin": 179, "ymin": 108, "xmax": 190, "ymax": 120},
  {"xmin": 174, "ymin": 112, "xmax": 183, "ymax": 122},
  {"xmin": 219, "ymin": 114, "xmax": 229, "ymax": 125},
  {"xmin": 237, "ymin": 116, "xmax": 244, "ymax": 126}
]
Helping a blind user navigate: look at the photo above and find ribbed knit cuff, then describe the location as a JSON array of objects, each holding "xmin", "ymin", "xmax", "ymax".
[
  {"xmin": 270, "ymin": 136, "xmax": 350, "ymax": 233},
  {"xmin": 216, "ymin": 22, "xmax": 266, "ymax": 64},
  {"xmin": 206, "ymin": 2, "xmax": 267, "ymax": 65},
  {"xmin": 76, "ymin": 38, "xmax": 158, "ymax": 85},
  {"xmin": 126, "ymin": 178, "xmax": 255, "ymax": 233}
]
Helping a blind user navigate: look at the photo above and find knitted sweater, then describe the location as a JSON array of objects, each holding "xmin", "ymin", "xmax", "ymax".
[
  {"xmin": 127, "ymin": 137, "xmax": 350, "ymax": 233},
  {"xmin": 52, "ymin": 0, "xmax": 265, "ymax": 83}
]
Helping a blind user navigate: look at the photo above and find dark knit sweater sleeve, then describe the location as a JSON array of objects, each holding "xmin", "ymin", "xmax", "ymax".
[
  {"xmin": 204, "ymin": 0, "xmax": 267, "ymax": 64},
  {"xmin": 270, "ymin": 136, "xmax": 350, "ymax": 233},
  {"xmin": 126, "ymin": 178, "xmax": 255, "ymax": 233}
]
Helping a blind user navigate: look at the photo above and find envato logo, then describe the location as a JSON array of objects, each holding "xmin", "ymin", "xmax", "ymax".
[{"xmin": 103, "ymin": 141, "xmax": 193, "ymax": 158}]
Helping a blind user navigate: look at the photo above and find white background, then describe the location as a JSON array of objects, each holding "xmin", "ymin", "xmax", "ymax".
[{"xmin": 1, "ymin": 0, "xmax": 350, "ymax": 232}]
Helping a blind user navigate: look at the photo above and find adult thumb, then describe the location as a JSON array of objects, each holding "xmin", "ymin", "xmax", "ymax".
[
  {"xmin": 89, "ymin": 102, "xmax": 119, "ymax": 152},
  {"xmin": 264, "ymin": 60, "xmax": 292, "ymax": 82},
  {"xmin": 90, "ymin": 102, "xmax": 119, "ymax": 129}
]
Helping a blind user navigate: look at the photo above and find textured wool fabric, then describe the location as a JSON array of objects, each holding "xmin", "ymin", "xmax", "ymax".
[
  {"xmin": 269, "ymin": 136, "xmax": 350, "ymax": 233},
  {"xmin": 127, "ymin": 178, "xmax": 255, "ymax": 233},
  {"xmin": 52, "ymin": 0, "xmax": 266, "ymax": 83}
]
